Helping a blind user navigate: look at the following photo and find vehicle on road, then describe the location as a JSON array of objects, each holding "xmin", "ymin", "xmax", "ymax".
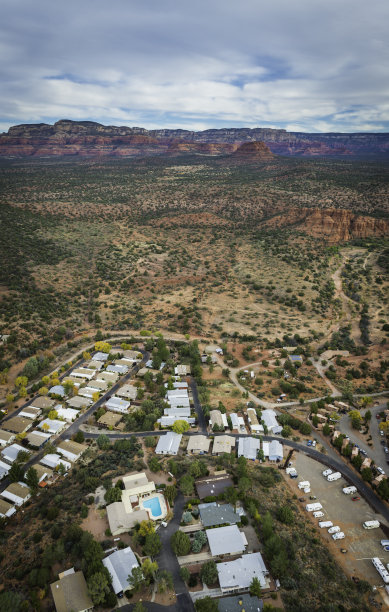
[
  {"xmin": 341, "ymin": 549, "xmax": 347, "ymax": 553},
  {"xmin": 380, "ymin": 441, "xmax": 386, "ymax": 446},
  {"xmin": 351, "ymin": 496, "xmax": 360, "ymax": 501},
  {"xmin": 360, "ymin": 449, "xmax": 368, "ymax": 456},
  {"xmin": 384, "ymin": 448, "xmax": 389, "ymax": 453}
]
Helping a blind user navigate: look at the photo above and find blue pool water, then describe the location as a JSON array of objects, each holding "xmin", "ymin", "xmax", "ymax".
[{"xmin": 143, "ymin": 496, "xmax": 162, "ymax": 518}]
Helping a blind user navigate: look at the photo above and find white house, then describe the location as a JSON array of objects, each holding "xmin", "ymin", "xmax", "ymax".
[
  {"xmin": 164, "ymin": 407, "xmax": 191, "ymax": 418},
  {"xmin": 93, "ymin": 351, "xmax": 109, "ymax": 361},
  {"xmin": 102, "ymin": 547, "xmax": 139, "ymax": 595},
  {"xmin": 237, "ymin": 437, "xmax": 260, "ymax": 461},
  {"xmin": 0, "ymin": 498, "xmax": 16, "ymax": 518},
  {"xmin": 39, "ymin": 419, "xmax": 66, "ymax": 435},
  {"xmin": 19, "ymin": 406, "xmax": 42, "ymax": 420},
  {"xmin": 155, "ymin": 432, "xmax": 182, "ymax": 455},
  {"xmin": 0, "ymin": 430, "xmax": 16, "ymax": 447},
  {"xmin": 262, "ymin": 440, "xmax": 283, "ymax": 462},
  {"xmin": 206, "ymin": 525, "xmax": 248, "ymax": 557},
  {"xmin": 106, "ymin": 396, "xmax": 131, "ymax": 414},
  {"xmin": 1, "ymin": 443, "xmax": 30, "ymax": 464},
  {"xmin": 157, "ymin": 416, "xmax": 195, "ymax": 428},
  {"xmin": 40, "ymin": 454, "xmax": 71, "ymax": 471},
  {"xmin": 217, "ymin": 552, "xmax": 269, "ymax": 593},
  {"xmin": 1, "ymin": 481, "xmax": 31, "ymax": 506},
  {"xmin": 71, "ymin": 367, "xmax": 96, "ymax": 380},
  {"xmin": 106, "ymin": 364, "xmax": 128, "ymax": 374},
  {"xmin": 55, "ymin": 407, "xmax": 79, "ymax": 422},
  {"xmin": 246, "ymin": 408, "xmax": 263, "ymax": 434},
  {"xmin": 261, "ymin": 409, "xmax": 282, "ymax": 434},
  {"xmin": 49, "ymin": 385, "xmax": 66, "ymax": 397},
  {"xmin": 0, "ymin": 460, "xmax": 11, "ymax": 480},
  {"xmin": 56, "ymin": 440, "xmax": 88, "ymax": 462},
  {"xmin": 230, "ymin": 413, "xmax": 246, "ymax": 433},
  {"xmin": 116, "ymin": 384, "xmax": 138, "ymax": 400}
]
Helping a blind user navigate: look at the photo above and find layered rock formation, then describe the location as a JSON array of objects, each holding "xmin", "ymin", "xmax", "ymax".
[
  {"xmin": 231, "ymin": 140, "xmax": 274, "ymax": 161},
  {"xmin": 263, "ymin": 208, "xmax": 389, "ymax": 243},
  {"xmin": 0, "ymin": 120, "xmax": 388, "ymax": 158}
]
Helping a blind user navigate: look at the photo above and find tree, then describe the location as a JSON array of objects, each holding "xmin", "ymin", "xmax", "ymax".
[
  {"xmin": 180, "ymin": 566, "xmax": 190, "ymax": 583},
  {"xmin": 16, "ymin": 450, "xmax": 30, "ymax": 463},
  {"xmin": 224, "ymin": 486, "xmax": 238, "ymax": 510},
  {"xmin": 281, "ymin": 425, "xmax": 292, "ymax": 438},
  {"xmin": 39, "ymin": 386, "xmax": 48, "ymax": 396},
  {"xmin": 349, "ymin": 410, "xmax": 362, "ymax": 430},
  {"xmin": 172, "ymin": 420, "xmax": 190, "ymax": 434},
  {"xmin": 165, "ymin": 485, "xmax": 177, "ymax": 506},
  {"xmin": 74, "ymin": 431, "xmax": 85, "ymax": 443},
  {"xmin": 250, "ymin": 576, "xmax": 262, "ymax": 598},
  {"xmin": 148, "ymin": 456, "xmax": 161, "ymax": 472},
  {"xmin": 157, "ymin": 569, "xmax": 173, "ymax": 593},
  {"xmin": 182, "ymin": 511, "xmax": 193, "ymax": 524},
  {"xmin": 180, "ymin": 474, "xmax": 195, "ymax": 496},
  {"xmin": 143, "ymin": 532, "xmax": 162, "ymax": 557},
  {"xmin": 25, "ymin": 467, "xmax": 39, "ymax": 493},
  {"xmin": 276, "ymin": 505, "xmax": 294, "ymax": 524},
  {"xmin": 87, "ymin": 571, "xmax": 110, "ymax": 605},
  {"xmin": 92, "ymin": 391, "xmax": 100, "ymax": 403},
  {"xmin": 195, "ymin": 597, "xmax": 218, "ymax": 612},
  {"xmin": 15, "ymin": 376, "xmax": 28, "ymax": 388},
  {"xmin": 139, "ymin": 520, "xmax": 155, "ymax": 537},
  {"xmin": 19, "ymin": 387, "xmax": 27, "ymax": 398},
  {"xmin": 322, "ymin": 423, "xmax": 331, "ymax": 436},
  {"xmin": 200, "ymin": 560, "xmax": 218, "ymax": 586},
  {"xmin": 133, "ymin": 603, "xmax": 146, "ymax": 612},
  {"xmin": 6, "ymin": 393, "xmax": 15, "ymax": 403},
  {"xmin": 299, "ymin": 422, "xmax": 311, "ymax": 435},
  {"xmin": 48, "ymin": 409, "xmax": 58, "ymax": 420},
  {"xmin": 141, "ymin": 558, "xmax": 158, "ymax": 579},
  {"xmin": 361, "ymin": 467, "xmax": 373, "ymax": 482},
  {"xmin": 238, "ymin": 476, "xmax": 252, "ymax": 494},
  {"xmin": 9, "ymin": 463, "xmax": 24, "ymax": 482},
  {"xmin": 171, "ymin": 530, "xmax": 191, "ymax": 556},
  {"xmin": 128, "ymin": 566, "xmax": 146, "ymax": 592},
  {"xmin": 97, "ymin": 434, "xmax": 111, "ymax": 450},
  {"xmin": 83, "ymin": 351, "xmax": 91, "ymax": 360},
  {"xmin": 94, "ymin": 341, "xmax": 112, "ymax": 354},
  {"xmin": 104, "ymin": 487, "xmax": 122, "ymax": 503}
]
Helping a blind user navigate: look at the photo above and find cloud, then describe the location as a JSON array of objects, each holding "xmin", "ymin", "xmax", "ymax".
[{"xmin": 0, "ymin": 0, "xmax": 388, "ymax": 132}]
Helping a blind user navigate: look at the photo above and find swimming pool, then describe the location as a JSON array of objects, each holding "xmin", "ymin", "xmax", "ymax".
[{"xmin": 142, "ymin": 496, "xmax": 163, "ymax": 518}]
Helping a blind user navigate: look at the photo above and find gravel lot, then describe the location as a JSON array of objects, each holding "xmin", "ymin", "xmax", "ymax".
[{"xmin": 284, "ymin": 453, "xmax": 389, "ymax": 588}]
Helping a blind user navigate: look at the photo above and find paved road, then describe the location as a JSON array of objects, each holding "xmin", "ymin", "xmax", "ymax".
[{"xmin": 189, "ymin": 378, "xmax": 207, "ymax": 434}]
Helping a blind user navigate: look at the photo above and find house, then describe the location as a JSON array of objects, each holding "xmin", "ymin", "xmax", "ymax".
[
  {"xmin": 3, "ymin": 416, "xmax": 32, "ymax": 435},
  {"xmin": 19, "ymin": 406, "xmax": 42, "ymax": 419},
  {"xmin": 106, "ymin": 364, "xmax": 128, "ymax": 374},
  {"xmin": 155, "ymin": 432, "xmax": 182, "ymax": 455},
  {"xmin": 206, "ymin": 525, "xmax": 247, "ymax": 557},
  {"xmin": 1, "ymin": 481, "xmax": 31, "ymax": 506},
  {"xmin": 158, "ymin": 416, "xmax": 195, "ymax": 428},
  {"xmin": 97, "ymin": 370, "xmax": 119, "ymax": 384},
  {"xmin": 175, "ymin": 364, "xmax": 191, "ymax": 376},
  {"xmin": 373, "ymin": 474, "xmax": 387, "ymax": 487},
  {"xmin": 57, "ymin": 440, "xmax": 88, "ymax": 462},
  {"xmin": 210, "ymin": 410, "xmax": 228, "ymax": 430},
  {"xmin": 164, "ymin": 407, "xmax": 191, "ymax": 418},
  {"xmin": 87, "ymin": 379, "xmax": 108, "ymax": 392},
  {"xmin": 122, "ymin": 349, "xmax": 143, "ymax": 361},
  {"xmin": 167, "ymin": 396, "xmax": 191, "ymax": 409},
  {"xmin": 261, "ymin": 409, "xmax": 282, "ymax": 434},
  {"xmin": 262, "ymin": 440, "xmax": 283, "ymax": 462},
  {"xmin": 93, "ymin": 351, "xmax": 109, "ymax": 361},
  {"xmin": 66, "ymin": 396, "xmax": 92, "ymax": 409},
  {"xmin": 78, "ymin": 386, "xmax": 99, "ymax": 399},
  {"xmin": 97, "ymin": 411, "xmax": 122, "ymax": 429},
  {"xmin": 56, "ymin": 407, "xmax": 79, "ymax": 422},
  {"xmin": 30, "ymin": 396, "xmax": 55, "ymax": 410},
  {"xmin": 218, "ymin": 595, "xmax": 263, "ymax": 612},
  {"xmin": 230, "ymin": 413, "xmax": 246, "ymax": 433},
  {"xmin": 30, "ymin": 463, "xmax": 54, "ymax": 483},
  {"xmin": 237, "ymin": 437, "xmax": 260, "ymax": 461},
  {"xmin": 39, "ymin": 419, "xmax": 66, "ymax": 435},
  {"xmin": 26, "ymin": 431, "xmax": 51, "ymax": 448},
  {"xmin": 212, "ymin": 435, "xmax": 235, "ymax": 455},
  {"xmin": 165, "ymin": 381, "xmax": 189, "ymax": 390},
  {"xmin": 106, "ymin": 472, "xmax": 157, "ymax": 535},
  {"xmin": 196, "ymin": 473, "xmax": 234, "ymax": 500},
  {"xmin": 0, "ymin": 498, "xmax": 16, "ymax": 518},
  {"xmin": 85, "ymin": 360, "xmax": 103, "ymax": 371},
  {"xmin": 1, "ymin": 443, "xmax": 30, "ymax": 464},
  {"xmin": 290, "ymin": 355, "xmax": 303, "ymax": 364},
  {"xmin": 102, "ymin": 547, "xmax": 139, "ymax": 595},
  {"xmin": 217, "ymin": 552, "xmax": 269, "ymax": 593},
  {"xmin": 115, "ymin": 358, "xmax": 135, "ymax": 368},
  {"xmin": 49, "ymin": 385, "xmax": 66, "ymax": 397},
  {"xmin": 199, "ymin": 503, "xmax": 240, "ymax": 528},
  {"xmin": 105, "ymin": 396, "xmax": 131, "ymax": 414},
  {"xmin": 71, "ymin": 368, "xmax": 96, "ymax": 380},
  {"xmin": 63, "ymin": 376, "xmax": 86, "ymax": 388},
  {"xmin": 351, "ymin": 446, "xmax": 359, "ymax": 458},
  {"xmin": 0, "ymin": 429, "xmax": 16, "ymax": 447},
  {"xmin": 50, "ymin": 569, "xmax": 93, "ymax": 612},
  {"xmin": 40, "ymin": 454, "xmax": 71, "ymax": 471},
  {"xmin": 246, "ymin": 409, "xmax": 263, "ymax": 434},
  {"xmin": 187, "ymin": 435, "xmax": 211, "ymax": 455},
  {"xmin": 0, "ymin": 460, "xmax": 11, "ymax": 480},
  {"xmin": 362, "ymin": 457, "xmax": 372, "ymax": 469},
  {"xmin": 115, "ymin": 384, "xmax": 138, "ymax": 400}
]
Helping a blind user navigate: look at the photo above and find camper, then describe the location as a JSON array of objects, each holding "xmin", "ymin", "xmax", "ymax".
[
  {"xmin": 303, "ymin": 487, "xmax": 311, "ymax": 494},
  {"xmin": 327, "ymin": 472, "xmax": 341, "ymax": 482},
  {"xmin": 322, "ymin": 469, "xmax": 332, "ymax": 477},
  {"xmin": 298, "ymin": 481, "xmax": 310, "ymax": 490},
  {"xmin": 328, "ymin": 526, "xmax": 341, "ymax": 534},
  {"xmin": 372, "ymin": 558, "xmax": 389, "ymax": 584},
  {"xmin": 305, "ymin": 503, "xmax": 322, "ymax": 512},
  {"xmin": 313, "ymin": 511, "xmax": 324, "ymax": 518},
  {"xmin": 285, "ymin": 467, "xmax": 296, "ymax": 475},
  {"xmin": 381, "ymin": 540, "xmax": 389, "ymax": 547},
  {"xmin": 342, "ymin": 486, "xmax": 357, "ymax": 495},
  {"xmin": 319, "ymin": 521, "xmax": 333, "ymax": 529},
  {"xmin": 363, "ymin": 520, "xmax": 380, "ymax": 530},
  {"xmin": 332, "ymin": 532, "xmax": 345, "ymax": 540}
]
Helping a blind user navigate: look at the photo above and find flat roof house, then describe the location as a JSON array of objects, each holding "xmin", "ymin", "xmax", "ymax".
[
  {"xmin": 40, "ymin": 454, "xmax": 71, "ymax": 471},
  {"xmin": 164, "ymin": 407, "xmax": 191, "ymax": 417},
  {"xmin": 49, "ymin": 385, "xmax": 66, "ymax": 397},
  {"xmin": 1, "ymin": 481, "xmax": 31, "ymax": 506},
  {"xmin": 199, "ymin": 503, "xmax": 240, "ymax": 528},
  {"xmin": 196, "ymin": 473, "xmax": 234, "ymax": 500},
  {"xmin": 30, "ymin": 463, "xmax": 54, "ymax": 483},
  {"xmin": 206, "ymin": 525, "xmax": 248, "ymax": 558},
  {"xmin": 115, "ymin": 384, "xmax": 138, "ymax": 400},
  {"xmin": 261, "ymin": 409, "xmax": 282, "ymax": 434},
  {"xmin": 87, "ymin": 379, "xmax": 108, "ymax": 392},
  {"xmin": 262, "ymin": 440, "xmax": 283, "ymax": 462},
  {"xmin": 19, "ymin": 406, "xmax": 42, "ymax": 419},
  {"xmin": 93, "ymin": 351, "xmax": 109, "ymax": 361},
  {"xmin": 107, "ymin": 472, "xmax": 155, "ymax": 536},
  {"xmin": 246, "ymin": 409, "xmax": 263, "ymax": 434},
  {"xmin": 106, "ymin": 364, "xmax": 128, "ymax": 374},
  {"xmin": 50, "ymin": 569, "xmax": 93, "ymax": 612},
  {"xmin": 102, "ymin": 546, "xmax": 139, "ymax": 595},
  {"xmin": 66, "ymin": 396, "xmax": 92, "ymax": 409},
  {"xmin": 105, "ymin": 396, "xmax": 131, "ymax": 414},
  {"xmin": 30, "ymin": 396, "xmax": 55, "ymax": 410},
  {"xmin": 155, "ymin": 432, "xmax": 182, "ymax": 455},
  {"xmin": 77, "ymin": 387, "xmax": 98, "ymax": 399},
  {"xmin": 85, "ymin": 360, "xmax": 103, "ymax": 370},
  {"xmin": 237, "ymin": 437, "xmax": 260, "ymax": 461},
  {"xmin": 217, "ymin": 594, "xmax": 263, "ymax": 612},
  {"xmin": 230, "ymin": 413, "xmax": 246, "ymax": 433},
  {"xmin": 212, "ymin": 435, "xmax": 235, "ymax": 455},
  {"xmin": 39, "ymin": 419, "xmax": 66, "ymax": 435},
  {"xmin": 0, "ymin": 460, "xmax": 11, "ymax": 480},
  {"xmin": 167, "ymin": 396, "xmax": 190, "ymax": 409},
  {"xmin": 57, "ymin": 440, "xmax": 88, "ymax": 462},
  {"xmin": 217, "ymin": 552, "xmax": 269, "ymax": 593},
  {"xmin": 175, "ymin": 364, "xmax": 191, "ymax": 376},
  {"xmin": 26, "ymin": 431, "xmax": 52, "ymax": 448},
  {"xmin": 158, "ymin": 415, "xmax": 195, "ymax": 428},
  {"xmin": 0, "ymin": 429, "xmax": 16, "ymax": 447},
  {"xmin": 97, "ymin": 370, "xmax": 119, "ymax": 384},
  {"xmin": 210, "ymin": 410, "xmax": 227, "ymax": 430},
  {"xmin": 0, "ymin": 498, "xmax": 16, "ymax": 518},
  {"xmin": 3, "ymin": 416, "xmax": 32, "ymax": 434},
  {"xmin": 187, "ymin": 435, "xmax": 211, "ymax": 455},
  {"xmin": 1, "ymin": 443, "xmax": 30, "ymax": 464},
  {"xmin": 56, "ymin": 407, "xmax": 79, "ymax": 422},
  {"xmin": 97, "ymin": 411, "xmax": 122, "ymax": 429},
  {"xmin": 71, "ymin": 368, "xmax": 96, "ymax": 380}
]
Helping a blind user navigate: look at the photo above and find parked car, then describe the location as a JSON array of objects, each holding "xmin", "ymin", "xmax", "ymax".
[
  {"xmin": 352, "ymin": 496, "xmax": 360, "ymax": 501},
  {"xmin": 299, "ymin": 497, "xmax": 306, "ymax": 502},
  {"xmin": 380, "ymin": 441, "xmax": 386, "ymax": 446},
  {"xmin": 360, "ymin": 449, "xmax": 367, "ymax": 456},
  {"xmin": 341, "ymin": 549, "xmax": 347, "ymax": 553},
  {"xmin": 384, "ymin": 447, "xmax": 389, "ymax": 453},
  {"xmin": 380, "ymin": 431, "xmax": 384, "ymax": 436},
  {"xmin": 377, "ymin": 467, "xmax": 385, "ymax": 475},
  {"xmin": 309, "ymin": 495, "xmax": 317, "ymax": 500}
]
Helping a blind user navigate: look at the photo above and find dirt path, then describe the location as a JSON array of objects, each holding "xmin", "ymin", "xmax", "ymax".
[{"xmin": 331, "ymin": 260, "xmax": 361, "ymax": 344}]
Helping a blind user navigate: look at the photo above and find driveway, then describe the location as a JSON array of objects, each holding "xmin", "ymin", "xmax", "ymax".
[{"xmin": 189, "ymin": 377, "xmax": 207, "ymax": 434}]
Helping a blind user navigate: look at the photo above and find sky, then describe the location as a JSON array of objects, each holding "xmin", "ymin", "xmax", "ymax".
[{"xmin": 1, "ymin": 0, "xmax": 388, "ymax": 133}]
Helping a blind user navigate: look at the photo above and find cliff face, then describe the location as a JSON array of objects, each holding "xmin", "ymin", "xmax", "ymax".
[
  {"xmin": 0, "ymin": 120, "xmax": 388, "ymax": 158},
  {"xmin": 263, "ymin": 208, "xmax": 389, "ymax": 243},
  {"xmin": 232, "ymin": 141, "xmax": 274, "ymax": 161}
]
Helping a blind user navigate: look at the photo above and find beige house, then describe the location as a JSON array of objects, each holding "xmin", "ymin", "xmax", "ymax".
[
  {"xmin": 97, "ymin": 411, "xmax": 122, "ymax": 429},
  {"xmin": 107, "ymin": 472, "xmax": 156, "ymax": 535},
  {"xmin": 3, "ymin": 416, "xmax": 32, "ymax": 434},
  {"xmin": 30, "ymin": 396, "xmax": 55, "ymax": 410},
  {"xmin": 0, "ymin": 430, "xmax": 16, "ymax": 447},
  {"xmin": 50, "ymin": 569, "xmax": 93, "ymax": 612},
  {"xmin": 187, "ymin": 435, "xmax": 211, "ymax": 455},
  {"xmin": 212, "ymin": 435, "xmax": 235, "ymax": 455},
  {"xmin": 116, "ymin": 384, "xmax": 138, "ymax": 400}
]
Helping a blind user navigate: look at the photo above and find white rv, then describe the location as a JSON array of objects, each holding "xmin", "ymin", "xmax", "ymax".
[
  {"xmin": 332, "ymin": 532, "xmax": 345, "ymax": 540},
  {"xmin": 319, "ymin": 521, "xmax": 333, "ymax": 528},
  {"xmin": 327, "ymin": 472, "xmax": 341, "ymax": 482},
  {"xmin": 306, "ymin": 503, "xmax": 323, "ymax": 512},
  {"xmin": 322, "ymin": 469, "xmax": 332, "ymax": 477},
  {"xmin": 342, "ymin": 486, "xmax": 357, "ymax": 495},
  {"xmin": 328, "ymin": 526, "xmax": 341, "ymax": 534},
  {"xmin": 313, "ymin": 511, "xmax": 324, "ymax": 518},
  {"xmin": 298, "ymin": 481, "xmax": 310, "ymax": 490},
  {"xmin": 363, "ymin": 520, "xmax": 380, "ymax": 530}
]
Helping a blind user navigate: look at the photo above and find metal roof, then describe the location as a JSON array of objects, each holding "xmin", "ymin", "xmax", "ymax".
[
  {"xmin": 206, "ymin": 525, "xmax": 247, "ymax": 557},
  {"xmin": 237, "ymin": 437, "xmax": 260, "ymax": 460},
  {"xmin": 200, "ymin": 503, "xmax": 240, "ymax": 528},
  {"xmin": 155, "ymin": 431, "xmax": 182, "ymax": 454},
  {"xmin": 217, "ymin": 594, "xmax": 263, "ymax": 612},
  {"xmin": 102, "ymin": 547, "xmax": 139, "ymax": 594},
  {"xmin": 217, "ymin": 552, "xmax": 268, "ymax": 590}
]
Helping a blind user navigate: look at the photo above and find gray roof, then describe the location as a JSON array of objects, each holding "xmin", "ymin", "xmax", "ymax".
[
  {"xmin": 206, "ymin": 525, "xmax": 247, "ymax": 557},
  {"xmin": 217, "ymin": 552, "xmax": 268, "ymax": 590},
  {"xmin": 102, "ymin": 547, "xmax": 139, "ymax": 594},
  {"xmin": 269, "ymin": 440, "xmax": 283, "ymax": 459},
  {"xmin": 200, "ymin": 503, "xmax": 240, "ymax": 528},
  {"xmin": 237, "ymin": 437, "xmax": 260, "ymax": 460},
  {"xmin": 49, "ymin": 385, "xmax": 65, "ymax": 396},
  {"xmin": 155, "ymin": 431, "xmax": 182, "ymax": 454},
  {"xmin": 218, "ymin": 594, "xmax": 263, "ymax": 612},
  {"xmin": 196, "ymin": 474, "xmax": 234, "ymax": 500}
]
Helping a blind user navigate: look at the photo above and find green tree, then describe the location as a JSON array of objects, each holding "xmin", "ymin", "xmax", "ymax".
[
  {"xmin": 249, "ymin": 576, "xmax": 262, "ymax": 598},
  {"xmin": 74, "ymin": 431, "xmax": 85, "ymax": 443},
  {"xmin": 224, "ymin": 486, "xmax": 238, "ymax": 509},
  {"xmin": 195, "ymin": 597, "xmax": 219, "ymax": 612},
  {"xmin": 361, "ymin": 467, "xmax": 373, "ymax": 482},
  {"xmin": 25, "ymin": 467, "xmax": 39, "ymax": 493},
  {"xmin": 182, "ymin": 511, "xmax": 193, "ymax": 524},
  {"xmin": 15, "ymin": 376, "xmax": 28, "ymax": 388},
  {"xmin": 141, "ymin": 558, "xmax": 158, "ymax": 579},
  {"xmin": 143, "ymin": 532, "xmax": 162, "ymax": 557},
  {"xmin": 128, "ymin": 566, "xmax": 146, "ymax": 592},
  {"xmin": 172, "ymin": 420, "xmax": 190, "ymax": 434},
  {"xmin": 165, "ymin": 484, "xmax": 177, "ymax": 506},
  {"xmin": 322, "ymin": 423, "xmax": 331, "ymax": 436},
  {"xmin": 180, "ymin": 474, "xmax": 195, "ymax": 496},
  {"xmin": 148, "ymin": 456, "xmax": 161, "ymax": 472},
  {"xmin": 180, "ymin": 566, "xmax": 190, "ymax": 583},
  {"xmin": 238, "ymin": 476, "xmax": 252, "ymax": 494},
  {"xmin": 171, "ymin": 530, "xmax": 191, "ymax": 556},
  {"xmin": 200, "ymin": 560, "xmax": 218, "ymax": 586},
  {"xmin": 157, "ymin": 569, "xmax": 173, "ymax": 593},
  {"xmin": 87, "ymin": 571, "xmax": 110, "ymax": 605},
  {"xmin": 104, "ymin": 487, "xmax": 122, "ymax": 504},
  {"xmin": 97, "ymin": 434, "xmax": 111, "ymax": 450},
  {"xmin": 276, "ymin": 505, "xmax": 294, "ymax": 524},
  {"xmin": 9, "ymin": 463, "xmax": 24, "ymax": 482},
  {"xmin": 133, "ymin": 603, "xmax": 146, "ymax": 612},
  {"xmin": 139, "ymin": 520, "xmax": 155, "ymax": 537}
]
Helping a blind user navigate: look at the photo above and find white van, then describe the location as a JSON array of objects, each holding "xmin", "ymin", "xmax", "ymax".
[
  {"xmin": 298, "ymin": 481, "xmax": 310, "ymax": 489},
  {"xmin": 306, "ymin": 503, "xmax": 322, "ymax": 512},
  {"xmin": 313, "ymin": 511, "xmax": 324, "ymax": 518},
  {"xmin": 323, "ymin": 469, "xmax": 332, "ymax": 477},
  {"xmin": 327, "ymin": 472, "xmax": 342, "ymax": 482},
  {"xmin": 342, "ymin": 486, "xmax": 357, "ymax": 495},
  {"xmin": 332, "ymin": 532, "xmax": 345, "ymax": 540},
  {"xmin": 363, "ymin": 520, "xmax": 380, "ymax": 529},
  {"xmin": 319, "ymin": 521, "xmax": 333, "ymax": 528},
  {"xmin": 328, "ymin": 526, "xmax": 341, "ymax": 534}
]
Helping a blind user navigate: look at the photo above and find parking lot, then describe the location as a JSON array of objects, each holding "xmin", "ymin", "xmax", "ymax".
[{"xmin": 284, "ymin": 453, "xmax": 389, "ymax": 588}]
